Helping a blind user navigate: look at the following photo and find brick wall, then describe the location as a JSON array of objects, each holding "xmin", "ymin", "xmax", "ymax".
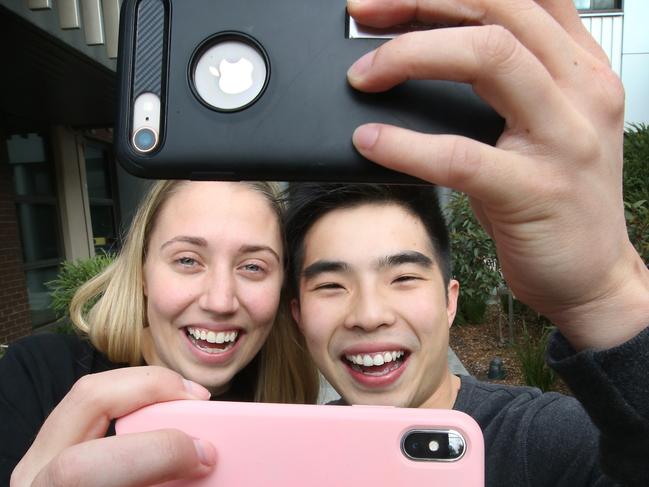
[{"xmin": 0, "ymin": 158, "xmax": 31, "ymax": 344}]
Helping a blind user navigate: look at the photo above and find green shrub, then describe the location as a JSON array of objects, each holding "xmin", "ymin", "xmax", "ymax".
[
  {"xmin": 46, "ymin": 252, "xmax": 115, "ymax": 321},
  {"xmin": 514, "ymin": 322, "xmax": 556, "ymax": 392},
  {"xmin": 446, "ymin": 192, "xmax": 504, "ymax": 323},
  {"xmin": 624, "ymin": 124, "xmax": 649, "ymax": 263}
]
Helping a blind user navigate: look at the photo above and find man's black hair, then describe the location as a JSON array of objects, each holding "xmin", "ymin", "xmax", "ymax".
[{"xmin": 284, "ymin": 183, "xmax": 451, "ymax": 298}]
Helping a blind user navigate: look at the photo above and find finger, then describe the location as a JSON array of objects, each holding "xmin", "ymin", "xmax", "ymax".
[
  {"xmin": 32, "ymin": 430, "xmax": 216, "ymax": 487},
  {"xmin": 353, "ymin": 123, "xmax": 527, "ymax": 205},
  {"xmin": 348, "ymin": 26, "xmax": 577, "ymax": 138},
  {"xmin": 534, "ymin": 0, "xmax": 611, "ymax": 64},
  {"xmin": 348, "ymin": 0, "xmax": 593, "ymax": 79},
  {"xmin": 21, "ymin": 367, "xmax": 210, "ymax": 483}
]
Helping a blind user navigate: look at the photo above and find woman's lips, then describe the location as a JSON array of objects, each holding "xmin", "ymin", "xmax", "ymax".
[{"xmin": 183, "ymin": 326, "xmax": 244, "ymax": 364}]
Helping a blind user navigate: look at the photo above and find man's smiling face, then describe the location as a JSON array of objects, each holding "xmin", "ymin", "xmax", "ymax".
[{"xmin": 291, "ymin": 202, "xmax": 459, "ymax": 408}]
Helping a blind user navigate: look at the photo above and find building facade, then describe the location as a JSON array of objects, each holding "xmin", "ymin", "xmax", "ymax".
[{"xmin": 0, "ymin": 0, "xmax": 647, "ymax": 344}]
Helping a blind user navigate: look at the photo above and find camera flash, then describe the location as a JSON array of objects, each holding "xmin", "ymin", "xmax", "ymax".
[{"xmin": 428, "ymin": 440, "xmax": 440, "ymax": 452}]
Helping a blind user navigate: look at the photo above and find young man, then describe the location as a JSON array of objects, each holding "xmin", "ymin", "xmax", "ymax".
[{"xmin": 286, "ymin": 183, "xmax": 648, "ymax": 487}]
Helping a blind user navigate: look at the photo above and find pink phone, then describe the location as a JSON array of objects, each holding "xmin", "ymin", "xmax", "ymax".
[{"xmin": 116, "ymin": 400, "xmax": 484, "ymax": 486}]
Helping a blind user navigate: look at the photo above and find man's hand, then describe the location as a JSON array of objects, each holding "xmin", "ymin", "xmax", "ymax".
[
  {"xmin": 347, "ymin": 0, "xmax": 649, "ymax": 350},
  {"xmin": 11, "ymin": 367, "xmax": 216, "ymax": 487}
]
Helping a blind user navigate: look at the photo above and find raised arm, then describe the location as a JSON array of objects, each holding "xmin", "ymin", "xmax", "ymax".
[{"xmin": 346, "ymin": 0, "xmax": 649, "ymax": 351}]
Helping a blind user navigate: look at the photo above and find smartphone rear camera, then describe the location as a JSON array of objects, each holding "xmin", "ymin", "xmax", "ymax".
[
  {"xmin": 402, "ymin": 430, "xmax": 466, "ymax": 462},
  {"xmin": 132, "ymin": 127, "xmax": 158, "ymax": 153},
  {"xmin": 190, "ymin": 33, "xmax": 270, "ymax": 112}
]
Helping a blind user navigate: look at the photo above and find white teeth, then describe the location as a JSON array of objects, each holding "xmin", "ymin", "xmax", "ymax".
[
  {"xmin": 345, "ymin": 350, "xmax": 405, "ymax": 366},
  {"xmin": 187, "ymin": 327, "xmax": 239, "ymax": 343}
]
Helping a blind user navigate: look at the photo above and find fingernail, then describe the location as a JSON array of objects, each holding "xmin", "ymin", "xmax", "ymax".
[
  {"xmin": 353, "ymin": 124, "xmax": 380, "ymax": 151},
  {"xmin": 347, "ymin": 50, "xmax": 376, "ymax": 82},
  {"xmin": 193, "ymin": 439, "xmax": 217, "ymax": 466},
  {"xmin": 183, "ymin": 379, "xmax": 211, "ymax": 400}
]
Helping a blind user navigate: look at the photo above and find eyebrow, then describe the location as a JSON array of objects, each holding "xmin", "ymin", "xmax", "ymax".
[
  {"xmin": 160, "ymin": 236, "xmax": 207, "ymax": 250},
  {"xmin": 239, "ymin": 245, "xmax": 281, "ymax": 263},
  {"xmin": 376, "ymin": 251, "xmax": 433, "ymax": 270},
  {"xmin": 302, "ymin": 260, "xmax": 351, "ymax": 281},
  {"xmin": 301, "ymin": 251, "xmax": 433, "ymax": 281}
]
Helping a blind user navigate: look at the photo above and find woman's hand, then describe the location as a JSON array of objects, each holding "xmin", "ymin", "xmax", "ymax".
[
  {"xmin": 11, "ymin": 366, "xmax": 216, "ymax": 487},
  {"xmin": 347, "ymin": 0, "xmax": 649, "ymax": 350}
]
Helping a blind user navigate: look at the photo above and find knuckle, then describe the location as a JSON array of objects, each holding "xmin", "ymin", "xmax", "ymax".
[
  {"xmin": 445, "ymin": 138, "xmax": 483, "ymax": 187},
  {"xmin": 66, "ymin": 373, "xmax": 100, "ymax": 408},
  {"xmin": 475, "ymin": 25, "xmax": 520, "ymax": 71},
  {"xmin": 156, "ymin": 429, "xmax": 193, "ymax": 466},
  {"xmin": 596, "ymin": 65, "xmax": 625, "ymax": 117},
  {"xmin": 41, "ymin": 452, "xmax": 83, "ymax": 487}
]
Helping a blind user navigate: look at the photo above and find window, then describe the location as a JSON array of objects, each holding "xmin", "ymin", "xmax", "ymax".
[
  {"xmin": 7, "ymin": 133, "xmax": 63, "ymax": 327},
  {"xmin": 574, "ymin": 0, "xmax": 622, "ymax": 11},
  {"xmin": 84, "ymin": 141, "xmax": 120, "ymax": 254}
]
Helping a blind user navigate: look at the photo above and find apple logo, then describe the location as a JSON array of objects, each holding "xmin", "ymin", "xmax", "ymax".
[{"xmin": 208, "ymin": 57, "xmax": 254, "ymax": 95}]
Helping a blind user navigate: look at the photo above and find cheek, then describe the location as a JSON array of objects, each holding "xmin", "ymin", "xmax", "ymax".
[
  {"xmin": 145, "ymin": 278, "xmax": 195, "ymax": 326},
  {"xmin": 401, "ymin": 290, "xmax": 449, "ymax": 336},
  {"xmin": 239, "ymin": 278, "xmax": 283, "ymax": 330},
  {"xmin": 299, "ymin": 297, "xmax": 339, "ymax": 350}
]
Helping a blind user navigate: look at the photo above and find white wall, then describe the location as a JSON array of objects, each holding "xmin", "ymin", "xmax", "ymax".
[{"xmin": 620, "ymin": 0, "xmax": 649, "ymax": 125}]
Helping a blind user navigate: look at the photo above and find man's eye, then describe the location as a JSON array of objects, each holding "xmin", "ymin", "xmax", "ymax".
[
  {"xmin": 314, "ymin": 282, "xmax": 343, "ymax": 290},
  {"xmin": 393, "ymin": 275, "xmax": 420, "ymax": 283}
]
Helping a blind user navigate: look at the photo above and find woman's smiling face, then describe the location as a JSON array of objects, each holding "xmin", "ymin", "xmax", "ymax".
[{"xmin": 141, "ymin": 181, "xmax": 284, "ymax": 395}]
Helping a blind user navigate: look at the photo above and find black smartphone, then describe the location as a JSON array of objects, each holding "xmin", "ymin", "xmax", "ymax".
[{"xmin": 115, "ymin": 0, "xmax": 503, "ymax": 182}]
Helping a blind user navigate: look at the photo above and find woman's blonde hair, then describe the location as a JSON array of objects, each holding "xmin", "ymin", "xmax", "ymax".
[{"xmin": 70, "ymin": 180, "xmax": 319, "ymax": 404}]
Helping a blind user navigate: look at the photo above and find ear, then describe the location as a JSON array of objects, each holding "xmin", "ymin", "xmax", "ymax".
[
  {"xmin": 446, "ymin": 279, "xmax": 460, "ymax": 328},
  {"xmin": 290, "ymin": 298, "xmax": 304, "ymax": 333}
]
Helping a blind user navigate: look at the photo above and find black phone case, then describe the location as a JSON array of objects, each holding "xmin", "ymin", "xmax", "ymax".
[{"xmin": 115, "ymin": 0, "xmax": 503, "ymax": 182}]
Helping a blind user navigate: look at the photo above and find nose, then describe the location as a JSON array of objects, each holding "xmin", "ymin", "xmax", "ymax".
[
  {"xmin": 343, "ymin": 283, "xmax": 396, "ymax": 332},
  {"xmin": 198, "ymin": 266, "xmax": 240, "ymax": 315}
]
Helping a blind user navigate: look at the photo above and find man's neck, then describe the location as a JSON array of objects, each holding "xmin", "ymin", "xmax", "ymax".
[{"xmin": 419, "ymin": 372, "xmax": 461, "ymax": 409}]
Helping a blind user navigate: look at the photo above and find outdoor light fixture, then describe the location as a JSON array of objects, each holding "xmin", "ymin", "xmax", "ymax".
[{"xmin": 488, "ymin": 357, "xmax": 505, "ymax": 380}]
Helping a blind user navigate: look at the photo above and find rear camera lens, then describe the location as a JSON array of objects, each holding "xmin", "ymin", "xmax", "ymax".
[
  {"xmin": 402, "ymin": 430, "xmax": 466, "ymax": 461},
  {"xmin": 132, "ymin": 127, "xmax": 158, "ymax": 153}
]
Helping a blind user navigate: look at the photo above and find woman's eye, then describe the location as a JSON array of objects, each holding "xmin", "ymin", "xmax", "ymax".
[
  {"xmin": 242, "ymin": 263, "xmax": 263, "ymax": 273},
  {"xmin": 177, "ymin": 256, "xmax": 197, "ymax": 267}
]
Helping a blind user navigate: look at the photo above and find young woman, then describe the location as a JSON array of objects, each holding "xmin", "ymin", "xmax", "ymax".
[{"xmin": 2, "ymin": 180, "xmax": 319, "ymax": 486}]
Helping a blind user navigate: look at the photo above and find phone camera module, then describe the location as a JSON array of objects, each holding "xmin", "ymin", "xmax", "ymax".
[
  {"xmin": 132, "ymin": 127, "xmax": 158, "ymax": 153},
  {"xmin": 402, "ymin": 430, "xmax": 466, "ymax": 462}
]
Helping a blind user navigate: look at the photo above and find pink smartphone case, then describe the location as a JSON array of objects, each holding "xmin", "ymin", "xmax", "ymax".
[{"xmin": 116, "ymin": 400, "xmax": 484, "ymax": 486}]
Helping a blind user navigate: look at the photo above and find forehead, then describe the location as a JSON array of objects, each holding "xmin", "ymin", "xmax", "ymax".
[
  {"xmin": 302, "ymin": 203, "xmax": 434, "ymax": 266},
  {"xmin": 151, "ymin": 181, "xmax": 281, "ymax": 248}
]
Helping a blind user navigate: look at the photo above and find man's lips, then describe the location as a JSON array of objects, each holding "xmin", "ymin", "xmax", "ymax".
[{"xmin": 340, "ymin": 346, "xmax": 410, "ymax": 385}]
